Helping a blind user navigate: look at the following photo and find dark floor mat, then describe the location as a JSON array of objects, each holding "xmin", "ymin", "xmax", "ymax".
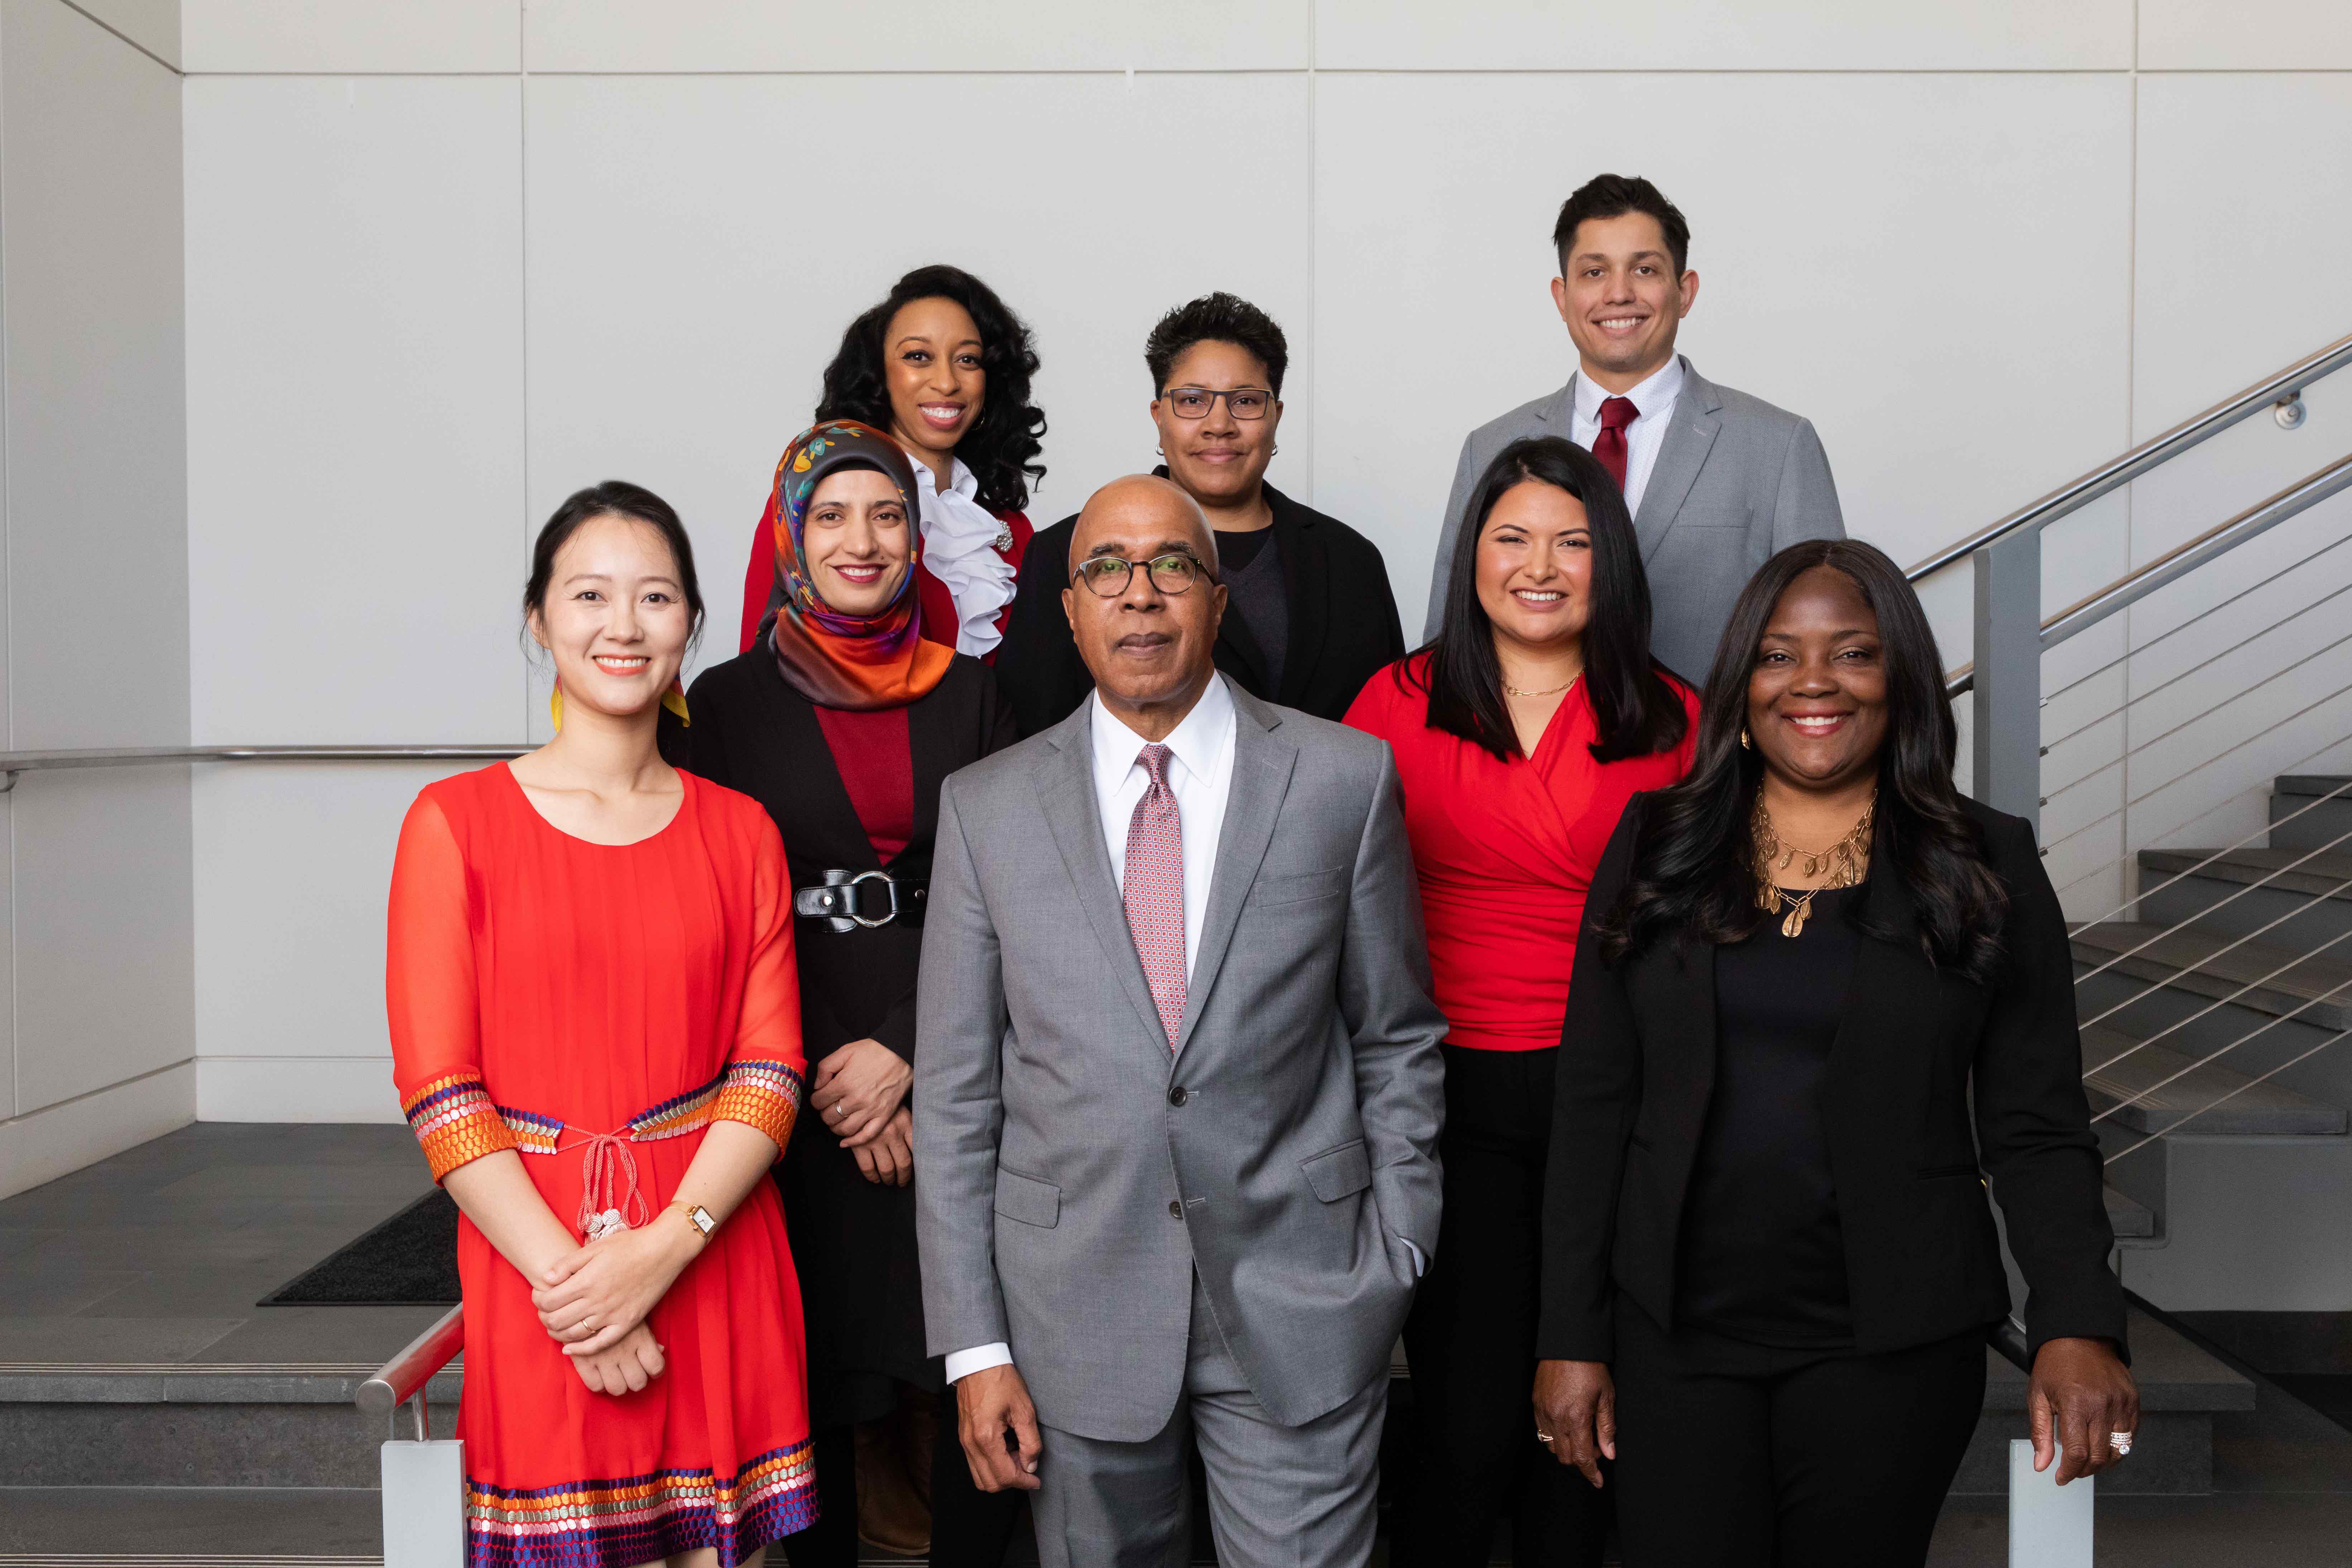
[{"xmin": 258, "ymin": 1188, "xmax": 460, "ymax": 1305}]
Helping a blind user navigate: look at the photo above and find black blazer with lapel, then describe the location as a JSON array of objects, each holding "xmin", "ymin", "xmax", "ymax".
[
  {"xmin": 1537, "ymin": 794, "xmax": 2126, "ymax": 1366},
  {"xmin": 684, "ymin": 648, "xmax": 1016, "ymax": 1414},
  {"xmin": 993, "ymin": 475, "xmax": 1407, "ymax": 738}
]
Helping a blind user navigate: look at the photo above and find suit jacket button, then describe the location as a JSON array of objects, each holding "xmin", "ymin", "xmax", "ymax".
[
  {"xmin": 1168, "ymin": 1087, "xmax": 1189, "ymax": 1107},
  {"xmin": 1168, "ymin": 1200, "xmax": 1182, "ymax": 1219}
]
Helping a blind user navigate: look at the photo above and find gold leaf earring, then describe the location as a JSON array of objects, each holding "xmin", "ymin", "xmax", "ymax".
[{"xmin": 1740, "ymin": 727, "xmax": 1752, "ymax": 750}]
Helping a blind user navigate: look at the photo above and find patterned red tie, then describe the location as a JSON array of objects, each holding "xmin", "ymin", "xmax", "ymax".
[
  {"xmin": 1122, "ymin": 743, "xmax": 1186, "ymax": 1051},
  {"xmin": 1592, "ymin": 395, "xmax": 1639, "ymax": 492}
]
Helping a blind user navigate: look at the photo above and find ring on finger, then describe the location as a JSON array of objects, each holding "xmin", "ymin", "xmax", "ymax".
[
  {"xmin": 2108, "ymin": 1431, "xmax": 2133, "ymax": 1456},
  {"xmin": 1535, "ymin": 1430, "xmax": 1555, "ymax": 1444}
]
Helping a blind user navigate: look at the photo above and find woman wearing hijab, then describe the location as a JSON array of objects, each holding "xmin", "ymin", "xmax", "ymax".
[
  {"xmin": 690, "ymin": 423, "xmax": 1026, "ymax": 1567},
  {"xmin": 738, "ymin": 266, "xmax": 1045, "ymax": 662}
]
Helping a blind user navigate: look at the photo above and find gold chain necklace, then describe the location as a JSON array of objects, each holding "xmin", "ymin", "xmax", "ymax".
[
  {"xmin": 1750, "ymin": 789, "xmax": 1876, "ymax": 938},
  {"xmin": 1502, "ymin": 671, "xmax": 1581, "ymax": 699}
]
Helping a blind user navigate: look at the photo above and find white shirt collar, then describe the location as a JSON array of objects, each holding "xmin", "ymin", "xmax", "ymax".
[
  {"xmin": 1089, "ymin": 673, "xmax": 1238, "ymax": 800},
  {"xmin": 1574, "ymin": 354, "xmax": 1686, "ymax": 425}
]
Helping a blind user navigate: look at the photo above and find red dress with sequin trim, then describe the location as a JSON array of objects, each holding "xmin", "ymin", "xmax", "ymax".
[{"xmin": 387, "ymin": 763, "xmax": 815, "ymax": 1567}]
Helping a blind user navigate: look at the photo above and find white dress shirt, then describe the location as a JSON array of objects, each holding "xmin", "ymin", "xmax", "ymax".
[
  {"xmin": 909, "ymin": 454, "xmax": 1017, "ymax": 659},
  {"xmin": 1568, "ymin": 354, "xmax": 1685, "ymax": 517}
]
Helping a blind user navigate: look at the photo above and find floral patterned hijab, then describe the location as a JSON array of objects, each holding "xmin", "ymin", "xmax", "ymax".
[{"xmin": 768, "ymin": 421, "xmax": 952, "ymax": 710}]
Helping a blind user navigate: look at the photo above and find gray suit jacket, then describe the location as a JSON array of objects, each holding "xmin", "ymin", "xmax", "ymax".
[
  {"xmin": 913, "ymin": 678, "xmax": 1447, "ymax": 1442},
  {"xmin": 1421, "ymin": 357, "xmax": 1845, "ymax": 683}
]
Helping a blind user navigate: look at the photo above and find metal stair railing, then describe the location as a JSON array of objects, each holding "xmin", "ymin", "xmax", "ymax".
[{"xmin": 358, "ymin": 1305, "xmax": 466, "ymax": 1567}]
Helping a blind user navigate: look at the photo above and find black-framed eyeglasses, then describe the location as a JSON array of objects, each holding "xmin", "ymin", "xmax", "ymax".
[
  {"xmin": 1071, "ymin": 551, "xmax": 1214, "ymax": 597},
  {"xmin": 1161, "ymin": 386, "xmax": 1273, "ymax": 421}
]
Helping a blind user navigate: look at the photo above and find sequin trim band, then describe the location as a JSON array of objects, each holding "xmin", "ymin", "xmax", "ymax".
[
  {"xmin": 465, "ymin": 1438, "xmax": 816, "ymax": 1567},
  {"xmin": 402, "ymin": 1071, "xmax": 518, "ymax": 1182},
  {"xmin": 499, "ymin": 1107, "xmax": 562, "ymax": 1156},
  {"xmin": 628, "ymin": 1069, "xmax": 727, "ymax": 1143},
  {"xmin": 710, "ymin": 1059, "xmax": 804, "ymax": 1149}
]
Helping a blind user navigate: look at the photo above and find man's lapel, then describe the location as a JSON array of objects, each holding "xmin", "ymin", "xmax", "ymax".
[
  {"xmin": 1632, "ymin": 357, "xmax": 1721, "ymax": 563},
  {"xmin": 1035, "ymin": 705, "xmax": 1171, "ymax": 1053},
  {"xmin": 1173, "ymin": 685, "xmax": 1297, "ymax": 1054}
]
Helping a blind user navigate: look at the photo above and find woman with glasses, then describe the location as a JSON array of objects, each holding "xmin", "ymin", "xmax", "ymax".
[
  {"xmin": 995, "ymin": 292, "xmax": 1405, "ymax": 734},
  {"xmin": 739, "ymin": 266, "xmax": 1045, "ymax": 664},
  {"xmin": 692, "ymin": 423, "xmax": 1027, "ymax": 1567},
  {"xmin": 1344, "ymin": 437, "xmax": 1696, "ymax": 1568}
]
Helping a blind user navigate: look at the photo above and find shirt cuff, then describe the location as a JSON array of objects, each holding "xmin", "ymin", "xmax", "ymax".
[
  {"xmin": 945, "ymin": 1343, "xmax": 1014, "ymax": 1384},
  {"xmin": 1395, "ymin": 1234, "xmax": 1427, "ymax": 1278}
]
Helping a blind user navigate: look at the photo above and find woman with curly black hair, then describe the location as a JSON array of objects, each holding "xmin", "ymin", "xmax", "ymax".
[
  {"xmin": 1530, "ymin": 539, "xmax": 2136, "ymax": 1566},
  {"xmin": 738, "ymin": 266, "xmax": 1046, "ymax": 662}
]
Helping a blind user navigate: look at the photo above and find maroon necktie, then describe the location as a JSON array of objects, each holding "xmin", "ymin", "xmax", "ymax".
[
  {"xmin": 1122, "ymin": 744, "xmax": 1186, "ymax": 1051},
  {"xmin": 1592, "ymin": 395, "xmax": 1639, "ymax": 493}
]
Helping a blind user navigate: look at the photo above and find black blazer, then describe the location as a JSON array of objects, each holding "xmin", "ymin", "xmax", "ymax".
[
  {"xmin": 993, "ymin": 475, "xmax": 1407, "ymax": 737},
  {"xmin": 1537, "ymin": 795, "xmax": 2126, "ymax": 1366},
  {"xmin": 684, "ymin": 648, "xmax": 1016, "ymax": 1415}
]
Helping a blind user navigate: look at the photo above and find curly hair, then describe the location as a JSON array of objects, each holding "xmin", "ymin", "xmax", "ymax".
[
  {"xmin": 815, "ymin": 265, "xmax": 1046, "ymax": 515},
  {"xmin": 1144, "ymin": 292, "xmax": 1289, "ymax": 398},
  {"xmin": 1597, "ymin": 539, "xmax": 2010, "ymax": 986}
]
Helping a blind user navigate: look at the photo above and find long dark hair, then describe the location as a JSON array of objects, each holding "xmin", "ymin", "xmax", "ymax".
[
  {"xmin": 525, "ymin": 480, "xmax": 704, "ymax": 763},
  {"xmin": 1598, "ymin": 539, "xmax": 2009, "ymax": 984},
  {"xmin": 1403, "ymin": 436, "xmax": 1686, "ymax": 763},
  {"xmin": 816, "ymin": 264, "xmax": 1046, "ymax": 514}
]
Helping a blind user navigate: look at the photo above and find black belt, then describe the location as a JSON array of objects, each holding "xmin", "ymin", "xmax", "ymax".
[{"xmin": 793, "ymin": 868, "xmax": 927, "ymax": 932}]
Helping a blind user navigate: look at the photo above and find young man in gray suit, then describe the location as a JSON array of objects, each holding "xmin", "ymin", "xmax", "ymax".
[
  {"xmin": 915, "ymin": 474, "xmax": 1446, "ymax": 1566},
  {"xmin": 1423, "ymin": 173, "xmax": 1845, "ymax": 682}
]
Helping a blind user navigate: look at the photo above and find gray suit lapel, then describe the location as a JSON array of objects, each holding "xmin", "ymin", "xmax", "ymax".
[
  {"xmin": 1633, "ymin": 357, "xmax": 1722, "ymax": 563},
  {"xmin": 1035, "ymin": 708, "xmax": 1169, "ymax": 1052},
  {"xmin": 1174, "ymin": 686, "xmax": 1298, "ymax": 1054}
]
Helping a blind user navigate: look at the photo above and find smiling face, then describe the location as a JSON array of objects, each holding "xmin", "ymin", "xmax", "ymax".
[
  {"xmin": 1062, "ymin": 476, "xmax": 1227, "ymax": 723},
  {"xmin": 882, "ymin": 295, "xmax": 986, "ymax": 470},
  {"xmin": 528, "ymin": 512, "xmax": 693, "ymax": 721},
  {"xmin": 1747, "ymin": 565, "xmax": 1891, "ymax": 796},
  {"xmin": 1475, "ymin": 479, "xmax": 1593, "ymax": 658},
  {"xmin": 1150, "ymin": 339, "xmax": 1281, "ymax": 511},
  {"xmin": 1550, "ymin": 210, "xmax": 1698, "ymax": 390},
  {"xmin": 800, "ymin": 466, "xmax": 913, "ymax": 618}
]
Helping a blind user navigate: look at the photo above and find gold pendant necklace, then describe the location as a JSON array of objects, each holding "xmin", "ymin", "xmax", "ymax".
[
  {"xmin": 1751, "ymin": 790, "xmax": 1875, "ymax": 938},
  {"xmin": 1502, "ymin": 671, "xmax": 1581, "ymax": 699}
]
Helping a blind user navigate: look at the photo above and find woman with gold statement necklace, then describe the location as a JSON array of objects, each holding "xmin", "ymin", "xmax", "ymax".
[{"xmin": 1535, "ymin": 540, "xmax": 2137, "ymax": 1568}]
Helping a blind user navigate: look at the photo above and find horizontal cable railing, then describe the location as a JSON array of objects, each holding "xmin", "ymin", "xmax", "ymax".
[{"xmin": 0, "ymin": 743, "xmax": 528, "ymax": 790}]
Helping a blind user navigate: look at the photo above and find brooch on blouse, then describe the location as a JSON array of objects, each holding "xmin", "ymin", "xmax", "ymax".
[{"xmin": 992, "ymin": 523, "xmax": 1014, "ymax": 552}]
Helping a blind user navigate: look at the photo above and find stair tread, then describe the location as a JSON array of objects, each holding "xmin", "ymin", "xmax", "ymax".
[
  {"xmin": 2103, "ymin": 1181, "xmax": 2157, "ymax": 1237},
  {"xmin": 2140, "ymin": 846, "xmax": 2352, "ymax": 901},
  {"xmin": 1983, "ymin": 1304, "xmax": 2252, "ymax": 1411},
  {"xmin": 2275, "ymin": 775, "xmax": 2352, "ymax": 797},
  {"xmin": 2080, "ymin": 1023, "xmax": 2348, "ymax": 1136},
  {"xmin": 0, "ymin": 1486, "xmax": 380, "ymax": 1554},
  {"xmin": 2070, "ymin": 922, "xmax": 2352, "ymax": 1031}
]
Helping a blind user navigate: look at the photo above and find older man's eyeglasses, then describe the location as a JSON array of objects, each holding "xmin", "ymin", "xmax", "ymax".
[
  {"xmin": 1072, "ymin": 551, "xmax": 1212, "ymax": 597},
  {"xmin": 1161, "ymin": 387, "xmax": 1272, "ymax": 421}
]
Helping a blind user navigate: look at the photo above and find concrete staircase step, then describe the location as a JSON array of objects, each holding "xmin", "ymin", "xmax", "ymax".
[
  {"xmin": 2070, "ymin": 922, "xmax": 2352, "ymax": 1033},
  {"xmin": 2105, "ymin": 1180, "xmax": 2158, "ymax": 1238},
  {"xmin": 2273, "ymin": 775, "xmax": 2352, "ymax": 851},
  {"xmin": 0, "ymin": 1486, "xmax": 381, "ymax": 1555},
  {"xmin": 2141, "ymin": 847, "xmax": 2352, "ymax": 903},
  {"xmin": 2082, "ymin": 1023, "xmax": 2349, "ymax": 1137}
]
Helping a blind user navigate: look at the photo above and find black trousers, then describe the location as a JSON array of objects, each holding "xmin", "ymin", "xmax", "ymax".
[
  {"xmin": 787, "ymin": 1388, "xmax": 1027, "ymax": 1567},
  {"xmin": 1398, "ymin": 1045, "xmax": 1611, "ymax": 1567},
  {"xmin": 1611, "ymin": 1299, "xmax": 1986, "ymax": 1567}
]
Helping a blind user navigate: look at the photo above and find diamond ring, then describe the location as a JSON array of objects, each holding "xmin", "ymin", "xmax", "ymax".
[{"xmin": 2108, "ymin": 1432, "xmax": 2133, "ymax": 1455}]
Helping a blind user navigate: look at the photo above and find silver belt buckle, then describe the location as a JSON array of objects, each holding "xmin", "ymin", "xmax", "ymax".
[
  {"xmin": 843, "ymin": 868, "xmax": 897, "ymax": 930},
  {"xmin": 798, "ymin": 867, "xmax": 898, "ymax": 932}
]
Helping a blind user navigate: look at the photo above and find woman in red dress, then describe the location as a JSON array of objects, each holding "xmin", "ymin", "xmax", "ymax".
[
  {"xmin": 1345, "ymin": 436, "xmax": 1696, "ymax": 1568},
  {"xmin": 739, "ymin": 265, "xmax": 1043, "ymax": 661},
  {"xmin": 389, "ymin": 480, "xmax": 814, "ymax": 1567}
]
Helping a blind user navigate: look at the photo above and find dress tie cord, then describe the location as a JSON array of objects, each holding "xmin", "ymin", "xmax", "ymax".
[{"xmin": 568, "ymin": 1129, "xmax": 651, "ymax": 1241}]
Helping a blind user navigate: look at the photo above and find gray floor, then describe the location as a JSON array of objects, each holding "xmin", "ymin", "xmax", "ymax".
[{"xmin": 0, "ymin": 1122, "xmax": 442, "ymax": 1371}]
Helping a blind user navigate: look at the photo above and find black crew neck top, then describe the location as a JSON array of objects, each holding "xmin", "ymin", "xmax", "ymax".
[
  {"xmin": 1214, "ymin": 527, "xmax": 1286, "ymax": 696},
  {"xmin": 1675, "ymin": 883, "xmax": 1866, "ymax": 1348}
]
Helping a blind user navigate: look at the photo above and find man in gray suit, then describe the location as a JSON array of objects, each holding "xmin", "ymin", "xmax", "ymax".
[
  {"xmin": 1423, "ymin": 173, "xmax": 1844, "ymax": 682},
  {"xmin": 915, "ymin": 474, "xmax": 1446, "ymax": 1565}
]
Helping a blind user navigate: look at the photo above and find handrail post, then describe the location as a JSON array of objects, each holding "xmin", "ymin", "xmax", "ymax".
[{"xmin": 1973, "ymin": 529, "xmax": 2043, "ymax": 830}]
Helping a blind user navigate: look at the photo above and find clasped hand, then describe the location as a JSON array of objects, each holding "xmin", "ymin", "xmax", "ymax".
[
  {"xmin": 811, "ymin": 1037, "xmax": 912, "ymax": 1149},
  {"xmin": 532, "ymin": 1218, "xmax": 696, "ymax": 1368}
]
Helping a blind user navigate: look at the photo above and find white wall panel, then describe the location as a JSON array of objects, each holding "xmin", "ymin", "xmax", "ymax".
[
  {"xmin": 0, "ymin": 1062, "xmax": 195, "ymax": 1202},
  {"xmin": 190, "ymin": 762, "xmax": 471, "ymax": 1119},
  {"xmin": 185, "ymin": 77, "xmax": 527, "ymax": 744},
  {"xmin": 10, "ymin": 766, "xmax": 195, "ymax": 1113},
  {"xmin": 1312, "ymin": 72, "xmax": 2135, "ymax": 628},
  {"xmin": 1316, "ymin": 0, "xmax": 2130, "ymax": 71},
  {"xmin": 182, "ymin": 0, "xmax": 518, "ymax": 73},
  {"xmin": 3, "ymin": 0, "xmax": 186, "ymax": 749},
  {"xmin": 66, "ymin": 0, "xmax": 179, "ymax": 67},
  {"xmin": 523, "ymin": 71, "xmax": 1314, "ymax": 692},
  {"xmin": 2140, "ymin": 0, "xmax": 2352, "ymax": 71},
  {"xmin": 523, "ymin": 0, "xmax": 1309, "ymax": 73}
]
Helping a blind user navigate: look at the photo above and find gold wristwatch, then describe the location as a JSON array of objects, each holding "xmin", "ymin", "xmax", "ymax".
[{"xmin": 671, "ymin": 1200, "xmax": 717, "ymax": 1242}]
